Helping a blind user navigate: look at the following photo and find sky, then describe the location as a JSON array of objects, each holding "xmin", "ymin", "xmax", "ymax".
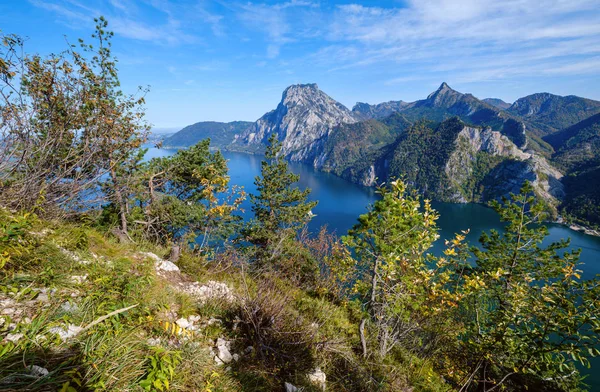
[{"xmin": 1, "ymin": 0, "xmax": 600, "ymax": 129}]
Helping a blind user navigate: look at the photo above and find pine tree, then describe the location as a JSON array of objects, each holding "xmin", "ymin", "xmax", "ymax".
[
  {"xmin": 345, "ymin": 180, "xmax": 440, "ymax": 358},
  {"xmin": 449, "ymin": 182, "xmax": 600, "ymax": 391},
  {"xmin": 246, "ymin": 134, "xmax": 317, "ymax": 267}
]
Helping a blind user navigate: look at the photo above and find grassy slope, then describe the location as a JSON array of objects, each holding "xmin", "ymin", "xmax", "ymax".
[{"xmin": 0, "ymin": 211, "xmax": 448, "ymax": 392}]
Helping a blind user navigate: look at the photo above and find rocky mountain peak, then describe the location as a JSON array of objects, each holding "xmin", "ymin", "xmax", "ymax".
[
  {"xmin": 425, "ymin": 82, "xmax": 463, "ymax": 107},
  {"xmin": 234, "ymin": 83, "xmax": 357, "ymax": 158}
]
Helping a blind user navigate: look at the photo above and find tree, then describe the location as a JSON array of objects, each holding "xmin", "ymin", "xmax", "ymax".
[
  {"xmin": 245, "ymin": 134, "xmax": 317, "ymax": 268},
  {"xmin": 0, "ymin": 18, "xmax": 148, "ymax": 224},
  {"xmin": 136, "ymin": 139, "xmax": 245, "ymax": 258},
  {"xmin": 344, "ymin": 180, "xmax": 440, "ymax": 358},
  {"xmin": 445, "ymin": 182, "xmax": 600, "ymax": 391},
  {"xmin": 77, "ymin": 17, "xmax": 149, "ymax": 239}
]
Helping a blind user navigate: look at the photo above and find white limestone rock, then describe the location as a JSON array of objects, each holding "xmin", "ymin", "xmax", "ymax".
[
  {"xmin": 307, "ymin": 367, "xmax": 326, "ymax": 391},
  {"xmin": 48, "ymin": 324, "xmax": 83, "ymax": 341}
]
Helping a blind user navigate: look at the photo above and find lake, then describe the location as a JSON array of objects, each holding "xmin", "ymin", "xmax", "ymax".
[{"xmin": 147, "ymin": 146, "xmax": 600, "ymax": 387}]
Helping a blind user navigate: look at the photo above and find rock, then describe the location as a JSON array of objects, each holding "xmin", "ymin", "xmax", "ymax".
[
  {"xmin": 59, "ymin": 247, "xmax": 91, "ymax": 265},
  {"xmin": 175, "ymin": 318, "xmax": 190, "ymax": 329},
  {"xmin": 29, "ymin": 365, "xmax": 49, "ymax": 378},
  {"xmin": 307, "ymin": 367, "xmax": 326, "ymax": 391},
  {"xmin": 5, "ymin": 333, "xmax": 24, "ymax": 343},
  {"xmin": 69, "ymin": 275, "xmax": 88, "ymax": 284},
  {"xmin": 182, "ymin": 281, "xmax": 234, "ymax": 303},
  {"xmin": 48, "ymin": 324, "xmax": 83, "ymax": 341},
  {"xmin": 207, "ymin": 318, "xmax": 222, "ymax": 326},
  {"xmin": 60, "ymin": 301, "xmax": 79, "ymax": 313},
  {"xmin": 188, "ymin": 315, "xmax": 201, "ymax": 323},
  {"xmin": 215, "ymin": 337, "xmax": 233, "ymax": 364},
  {"xmin": 233, "ymin": 353, "xmax": 240, "ymax": 362},
  {"xmin": 147, "ymin": 337, "xmax": 161, "ymax": 346},
  {"xmin": 214, "ymin": 355, "xmax": 224, "ymax": 366},
  {"xmin": 233, "ymin": 83, "xmax": 357, "ymax": 161},
  {"xmin": 285, "ymin": 382, "xmax": 300, "ymax": 392},
  {"xmin": 139, "ymin": 252, "xmax": 180, "ymax": 272}
]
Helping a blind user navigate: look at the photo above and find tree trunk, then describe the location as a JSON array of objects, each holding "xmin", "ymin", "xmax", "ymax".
[
  {"xmin": 359, "ymin": 319, "xmax": 368, "ymax": 358},
  {"xmin": 109, "ymin": 165, "xmax": 129, "ymax": 241},
  {"xmin": 369, "ymin": 257, "xmax": 381, "ymax": 314}
]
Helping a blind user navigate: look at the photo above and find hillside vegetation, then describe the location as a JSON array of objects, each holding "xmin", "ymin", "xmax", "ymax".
[{"xmin": 1, "ymin": 19, "xmax": 600, "ymax": 392}]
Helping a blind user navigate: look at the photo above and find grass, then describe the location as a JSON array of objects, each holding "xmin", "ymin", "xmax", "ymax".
[{"xmin": 0, "ymin": 210, "xmax": 450, "ymax": 391}]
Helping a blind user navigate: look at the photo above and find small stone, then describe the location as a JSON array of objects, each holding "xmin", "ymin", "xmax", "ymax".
[
  {"xmin": 5, "ymin": 333, "xmax": 24, "ymax": 343},
  {"xmin": 48, "ymin": 324, "xmax": 83, "ymax": 341},
  {"xmin": 233, "ymin": 353, "xmax": 240, "ymax": 362},
  {"xmin": 175, "ymin": 318, "xmax": 190, "ymax": 329},
  {"xmin": 69, "ymin": 275, "xmax": 88, "ymax": 284},
  {"xmin": 29, "ymin": 365, "xmax": 49, "ymax": 378},
  {"xmin": 216, "ymin": 338, "xmax": 233, "ymax": 363},
  {"xmin": 60, "ymin": 302, "xmax": 79, "ymax": 313},
  {"xmin": 188, "ymin": 315, "xmax": 201, "ymax": 323},
  {"xmin": 285, "ymin": 382, "xmax": 299, "ymax": 392},
  {"xmin": 147, "ymin": 337, "xmax": 161, "ymax": 346},
  {"xmin": 308, "ymin": 367, "xmax": 326, "ymax": 391},
  {"xmin": 207, "ymin": 318, "xmax": 222, "ymax": 326}
]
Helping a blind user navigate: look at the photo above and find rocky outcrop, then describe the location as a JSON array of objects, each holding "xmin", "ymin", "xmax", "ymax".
[
  {"xmin": 233, "ymin": 83, "xmax": 357, "ymax": 159},
  {"xmin": 446, "ymin": 125, "xmax": 563, "ymax": 204}
]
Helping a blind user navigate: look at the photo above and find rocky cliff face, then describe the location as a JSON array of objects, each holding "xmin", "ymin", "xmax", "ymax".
[
  {"xmin": 445, "ymin": 125, "xmax": 563, "ymax": 204},
  {"xmin": 233, "ymin": 84, "xmax": 357, "ymax": 159}
]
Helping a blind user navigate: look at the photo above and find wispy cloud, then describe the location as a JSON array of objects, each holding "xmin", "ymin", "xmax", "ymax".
[
  {"xmin": 29, "ymin": 0, "xmax": 202, "ymax": 45},
  {"xmin": 313, "ymin": 0, "xmax": 600, "ymax": 83},
  {"xmin": 236, "ymin": 1, "xmax": 320, "ymax": 58}
]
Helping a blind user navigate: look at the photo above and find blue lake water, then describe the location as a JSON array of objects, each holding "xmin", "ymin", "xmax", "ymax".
[{"xmin": 146, "ymin": 146, "xmax": 600, "ymax": 387}]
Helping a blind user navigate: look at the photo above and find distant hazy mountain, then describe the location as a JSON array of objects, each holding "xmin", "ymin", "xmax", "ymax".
[
  {"xmin": 508, "ymin": 93, "xmax": 600, "ymax": 136},
  {"xmin": 352, "ymin": 100, "xmax": 409, "ymax": 120},
  {"xmin": 232, "ymin": 83, "xmax": 357, "ymax": 159},
  {"xmin": 163, "ymin": 121, "xmax": 253, "ymax": 148},
  {"xmin": 483, "ymin": 98, "xmax": 511, "ymax": 110}
]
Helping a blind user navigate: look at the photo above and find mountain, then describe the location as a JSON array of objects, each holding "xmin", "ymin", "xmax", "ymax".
[
  {"xmin": 232, "ymin": 83, "xmax": 357, "ymax": 158},
  {"xmin": 163, "ymin": 121, "xmax": 253, "ymax": 149},
  {"xmin": 545, "ymin": 113, "xmax": 600, "ymax": 172},
  {"xmin": 394, "ymin": 83, "xmax": 528, "ymax": 149},
  {"xmin": 316, "ymin": 113, "xmax": 412, "ymax": 184},
  {"xmin": 352, "ymin": 100, "xmax": 408, "ymax": 120},
  {"xmin": 483, "ymin": 98, "xmax": 511, "ymax": 110},
  {"xmin": 318, "ymin": 117, "xmax": 562, "ymax": 205},
  {"xmin": 508, "ymin": 93, "xmax": 600, "ymax": 136},
  {"xmin": 229, "ymin": 83, "xmax": 564, "ymax": 207}
]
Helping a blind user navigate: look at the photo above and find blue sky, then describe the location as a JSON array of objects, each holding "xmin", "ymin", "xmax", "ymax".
[{"xmin": 1, "ymin": 0, "xmax": 600, "ymax": 129}]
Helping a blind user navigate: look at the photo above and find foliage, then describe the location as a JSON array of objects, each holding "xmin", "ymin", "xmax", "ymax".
[
  {"xmin": 140, "ymin": 347, "xmax": 182, "ymax": 391},
  {"xmin": 345, "ymin": 180, "xmax": 441, "ymax": 358},
  {"xmin": 134, "ymin": 139, "xmax": 245, "ymax": 252},
  {"xmin": 444, "ymin": 182, "xmax": 600, "ymax": 391},
  {"xmin": 244, "ymin": 134, "xmax": 317, "ymax": 270},
  {"xmin": 0, "ymin": 18, "xmax": 149, "ymax": 218}
]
